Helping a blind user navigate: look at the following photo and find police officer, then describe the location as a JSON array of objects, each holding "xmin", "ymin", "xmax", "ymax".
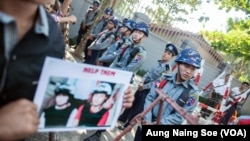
[
  {"xmin": 85, "ymin": 17, "xmax": 118, "ymax": 65},
  {"xmin": 73, "ymin": 0, "xmax": 100, "ymax": 49},
  {"xmin": 118, "ymin": 43, "xmax": 179, "ymax": 129},
  {"xmin": 109, "ymin": 22, "xmax": 149, "ymax": 75},
  {"xmin": 83, "ymin": 7, "xmax": 114, "ymax": 59},
  {"xmin": 134, "ymin": 48, "xmax": 201, "ymax": 141},
  {"xmin": 96, "ymin": 19, "xmax": 136, "ymax": 67}
]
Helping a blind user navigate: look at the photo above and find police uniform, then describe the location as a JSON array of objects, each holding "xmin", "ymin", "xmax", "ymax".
[
  {"xmin": 118, "ymin": 60, "xmax": 172, "ymax": 126},
  {"xmin": 82, "ymin": 8, "xmax": 99, "ymax": 28},
  {"xmin": 98, "ymin": 19, "xmax": 136, "ymax": 67},
  {"xmin": 110, "ymin": 43, "xmax": 146, "ymax": 73},
  {"xmin": 98, "ymin": 36, "xmax": 133, "ymax": 67},
  {"xmin": 75, "ymin": 7, "xmax": 99, "ymax": 47},
  {"xmin": 144, "ymin": 73, "xmax": 199, "ymax": 124},
  {"xmin": 91, "ymin": 17, "xmax": 110, "ymax": 38},
  {"xmin": 85, "ymin": 29, "xmax": 116, "ymax": 65},
  {"xmin": 118, "ymin": 43, "xmax": 179, "ymax": 127},
  {"xmin": 133, "ymin": 48, "xmax": 201, "ymax": 141},
  {"xmin": 83, "ymin": 6, "xmax": 114, "ymax": 57}
]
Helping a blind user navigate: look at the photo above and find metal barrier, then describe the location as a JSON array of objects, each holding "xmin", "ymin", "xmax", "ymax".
[{"xmin": 114, "ymin": 88, "xmax": 199, "ymax": 141}]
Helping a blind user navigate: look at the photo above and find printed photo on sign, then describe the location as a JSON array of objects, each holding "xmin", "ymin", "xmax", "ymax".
[{"xmin": 33, "ymin": 57, "xmax": 132, "ymax": 132}]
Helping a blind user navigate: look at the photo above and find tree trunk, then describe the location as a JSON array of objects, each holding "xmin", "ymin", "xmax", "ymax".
[
  {"xmin": 73, "ymin": 0, "xmax": 115, "ymax": 60},
  {"xmin": 61, "ymin": 0, "xmax": 72, "ymax": 57}
]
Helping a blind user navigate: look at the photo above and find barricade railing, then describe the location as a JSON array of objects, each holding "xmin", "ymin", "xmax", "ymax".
[{"xmin": 114, "ymin": 88, "xmax": 199, "ymax": 141}]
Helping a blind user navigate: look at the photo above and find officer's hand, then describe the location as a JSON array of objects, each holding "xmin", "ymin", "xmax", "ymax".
[
  {"xmin": 0, "ymin": 99, "xmax": 39, "ymax": 140},
  {"xmin": 122, "ymin": 85, "xmax": 135, "ymax": 109},
  {"xmin": 88, "ymin": 35, "xmax": 94, "ymax": 40},
  {"xmin": 138, "ymin": 83, "xmax": 143, "ymax": 91},
  {"xmin": 81, "ymin": 23, "xmax": 86, "ymax": 29},
  {"xmin": 96, "ymin": 59, "xmax": 103, "ymax": 66},
  {"xmin": 142, "ymin": 120, "xmax": 154, "ymax": 125},
  {"xmin": 87, "ymin": 49, "xmax": 92, "ymax": 56},
  {"xmin": 69, "ymin": 15, "xmax": 77, "ymax": 24}
]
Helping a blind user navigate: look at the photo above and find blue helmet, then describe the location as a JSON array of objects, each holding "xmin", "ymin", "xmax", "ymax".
[
  {"xmin": 108, "ymin": 18, "xmax": 119, "ymax": 28},
  {"xmin": 104, "ymin": 7, "xmax": 113, "ymax": 16},
  {"xmin": 93, "ymin": 0, "xmax": 100, "ymax": 6},
  {"xmin": 134, "ymin": 22, "xmax": 149, "ymax": 37},
  {"xmin": 175, "ymin": 48, "xmax": 201, "ymax": 69},
  {"xmin": 122, "ymin": 19, "xmax": 136, "ymax": 31},
  {"xmin": 122, "ymin": 18, "xmax": 129, "ymax": 24},
  {"xmin": 117, "ymin": 20, "xmax": 123, "ymax": 28},
  {"xmin": 165, "ymin": 43, "xmax": 178, "ymax": 56}
]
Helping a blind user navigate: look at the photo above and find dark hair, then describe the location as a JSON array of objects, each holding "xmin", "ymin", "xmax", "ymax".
[{"xmin": 242, "ymin": 82, "xmax": 249, "ymax": 86}]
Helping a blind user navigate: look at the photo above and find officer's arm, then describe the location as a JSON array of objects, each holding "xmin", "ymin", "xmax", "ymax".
[
  {"xmin": 98, "ymin": 49, "xmax": 109, "ymax": 61},
  {"xmin": 98, "ymin": 43, "xmax": 120, "ymax": 62},
  {"xmin": 142, "ymin": 81, "xmax": 155, "ymax": 90},
  {"xmin": 85, "ymin": 21, "xmax": 92, "ymax": 26},
  {"xmin": 81, "ymin": 15, "xmax": 86, "ymax": 24},
  {"xmin": 86, "ymin": 10, "xmax": 99, "ymax": 26},
  {"xmin": 91, "ymin": 35, "xmax": 115, "ymax": 50},
  {"xmin": 104, "ymin": 41, "xmax": 132, "ymax": 62},
  {"xmin": 123, "ymin": 51, "xmax": 147, "ymax": 72},
  {"xmin": 90, "ymin": 27, "xmax": 98, "ymax": 38},
  {"xmin": 144, "ymin": 86, "xmax": 158, "ymax": 122}
]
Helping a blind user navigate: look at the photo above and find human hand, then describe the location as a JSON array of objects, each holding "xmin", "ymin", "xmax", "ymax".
[
  {"xmin": 69, "ymin": 15, "xmax": 77, "ymax": 24},
  {"xmin": 81, "ymin": 23, "xmax": 86, "ymax": 29},
  {"xmin": 122, "ymin": 85, "xmax": 135, "ymax": 109},
  {"xmin": 0, "ymin": 99, "xmax": 39, "ymax": 140},
  {"xmin": 88, "ymin": 35, "xmax": 94, "ymax": 40},
  {"xmin": 87, "ymin": 49, "xmax": 92, "ymax": 56},
  {"xmin": 141, "ymin": 120, "xmax": 154, "ymax": 125},
  {"xmin": 138, "ymin": 83, "xmax": 143, "ymax": 91},
  {"xmin": 96, "ymin": 59, "xmax": 103, "ymax": 66}
]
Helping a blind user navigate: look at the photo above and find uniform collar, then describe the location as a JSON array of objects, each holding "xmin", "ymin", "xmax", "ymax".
[
  {"xmin": 158, "ymin": 60, "xmax": 169, "ymax": 66},
  {"xmin": 165, "ymin": 73, "xmax": 189, "ymax": 88}
]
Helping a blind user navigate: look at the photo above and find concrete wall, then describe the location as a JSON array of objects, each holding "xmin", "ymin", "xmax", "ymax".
[
  {"xmin": 68, "ymin": 0, "xmax": 92, "ymax": 38},
  {"xmin": 67, "ymin": 1, "xmax": 240, "ymax": 91},
  {"xmin": 139, "ymin": 32, "xmax": 222, "ymax": 90}
]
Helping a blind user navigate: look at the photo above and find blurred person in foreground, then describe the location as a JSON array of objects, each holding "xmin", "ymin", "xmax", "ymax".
[{"xmin": 0, "ymin": 1, "xmax": 135, "ymax": 140}]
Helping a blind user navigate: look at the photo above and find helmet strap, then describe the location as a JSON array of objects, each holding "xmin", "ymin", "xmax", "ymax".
[
  {"xmin": 176, "ymin": 64, "xmax": 185, "ymax": 83},
  {"xmin": 133, "ymin": 36, "xmax": 144, "ymax": 43},
  {"xmin": 121, "ymin": 29, "xmax": 129, "ymax": 36}
]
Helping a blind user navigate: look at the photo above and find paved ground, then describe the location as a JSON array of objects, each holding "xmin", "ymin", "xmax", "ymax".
[
  {"xmin": 26, "ymin": 122, "xmax": 138, "ymax": 141},
  {"xmin": 25, "ymin": 49, "xmax": 141, "ymax": 141}
]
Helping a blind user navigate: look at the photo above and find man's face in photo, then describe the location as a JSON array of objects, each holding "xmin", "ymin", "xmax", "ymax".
[{"xmin": 55, "ymin": 94, "xmax": 69, "ymax": 106}]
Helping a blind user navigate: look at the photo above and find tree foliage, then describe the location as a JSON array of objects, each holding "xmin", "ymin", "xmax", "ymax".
[
  {"xmin": 201, "ymin": 0, "xmax": 250, "ymax": 81},
  {"xmin": 201, "ymin": 30, "xmax": 250, "ymax": 60},
  {"xmin": 148, "ymin": 0, "xmax": 203, "ymax": 25},
  {"xmin": 115, "ymin": 0, "xmax": 202, "ymax": 26},
  {"xmin": 212, "ymin": 0, "xmax": 250, "ymax": 16}
]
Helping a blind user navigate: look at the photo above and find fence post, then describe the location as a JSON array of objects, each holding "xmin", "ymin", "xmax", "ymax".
[{"xmin": 49, "ymin": 132, "xmax": 58, "ymax": 141}]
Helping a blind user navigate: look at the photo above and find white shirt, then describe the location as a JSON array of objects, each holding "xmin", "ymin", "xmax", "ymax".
[
  {"xmin": 229, "ymin": 87, "xmax": 247, "ymax": 102},
  {"xmin": 213, "ymin": 79, "xmax": 228, "ymax": 96}
]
